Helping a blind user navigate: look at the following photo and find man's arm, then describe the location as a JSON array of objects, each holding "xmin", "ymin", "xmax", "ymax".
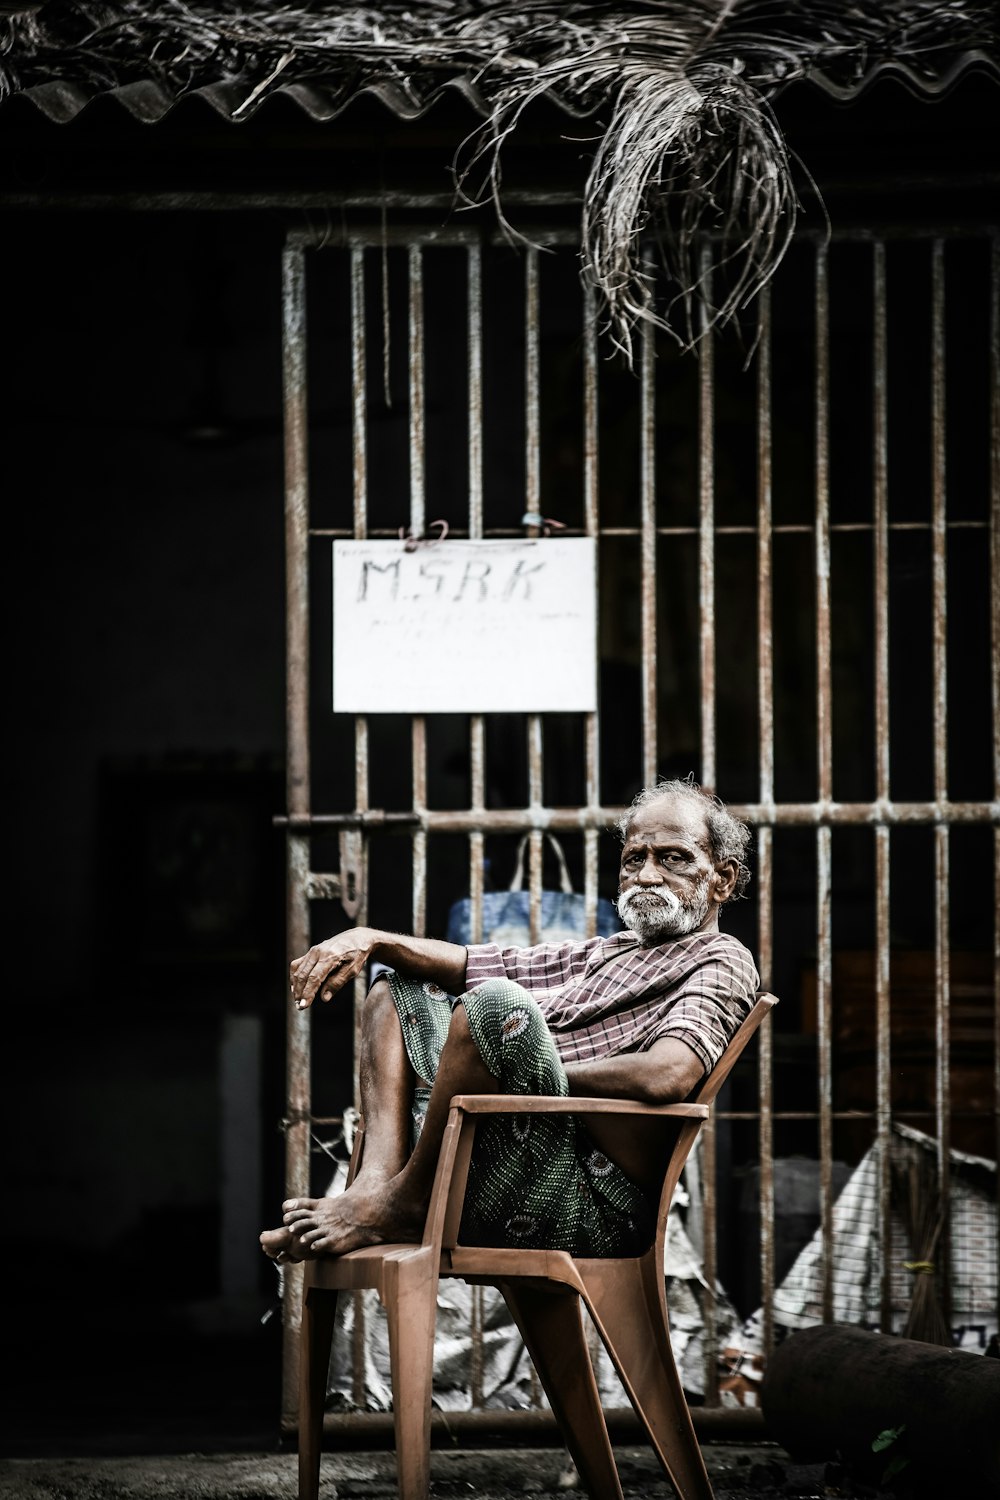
[
  {"xmin": 563, "ymin": 1036, "xmax": 704, "ymax": 1106},
  {"xmin": 290, "ymin": 927, "xmax": 468, "ymax": 1010},
  {"xmin": 563, "ymin": 1037, "xmax": 705, "ymax": 1189}
]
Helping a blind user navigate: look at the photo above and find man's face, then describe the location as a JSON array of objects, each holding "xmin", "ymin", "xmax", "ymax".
[{"xmin": 616, "ymin": 798, "xmax": 726, "ymax": 944}]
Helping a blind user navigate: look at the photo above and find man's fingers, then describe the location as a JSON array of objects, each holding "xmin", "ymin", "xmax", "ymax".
[
  {"xmin": 289, "ymin": 932, "xmax": 373, "ymax": 1009},
  {"xmin": 291, "ymin": 950, "xmax": 338, "ymax": 1007},
  {"xmin": 299, "ymin": 951, "xmax": 359, "ymax": 1009}
]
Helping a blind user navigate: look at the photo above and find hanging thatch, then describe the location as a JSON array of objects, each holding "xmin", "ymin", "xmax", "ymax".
[{"xmin": 2, "ymin": 2, "xmax": 997, "ymax": 352}]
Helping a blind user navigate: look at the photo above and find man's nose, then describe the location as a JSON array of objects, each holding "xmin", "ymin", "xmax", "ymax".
[{"xmin": 635, "ymin": 859, "xmax": 663, "ymax": 884}]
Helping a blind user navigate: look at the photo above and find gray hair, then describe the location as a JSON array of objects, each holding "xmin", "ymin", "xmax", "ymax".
[{"xmin": 615, "ymin": 776, "xmax": 752, "ymax": 901}]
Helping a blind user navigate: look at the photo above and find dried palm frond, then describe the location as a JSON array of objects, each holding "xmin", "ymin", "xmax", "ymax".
[{"xmin": 2, "ymin": 2, "xmax": 997, "ymax": 353}]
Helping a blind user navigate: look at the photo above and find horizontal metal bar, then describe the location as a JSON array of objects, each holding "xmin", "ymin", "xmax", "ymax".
[
  {"xmin": 275, "ymin": 810, "xmax": 421, "ymax": 828},
  {"xmin": 308, "ymin": 1108, "xmax": 996, "ymax": 1127},
  {"xmin": 716, "ymin": 1110, "xmax": 997, "ymax": 1122},
  {"xmin": 310, "ymin": 520, "xmax": 989, "ymax": 539},
  {"xmin": 289, "ymin": 225, "xmax": 584, "ymax": 250},
  {"xmin": 296, "ymin": 1405, "xmax": 767, "ymax": 1444},
  {"xmin": 1, "ymin": 188, "xmax": 995, "ymax": 245},
  {"xmin": 276, "ymin": 800, "xmax": 999, "ymax": 833},
  {"xmin": 0, "ymin": 189, "xmax": 583, "ymax": 213}
]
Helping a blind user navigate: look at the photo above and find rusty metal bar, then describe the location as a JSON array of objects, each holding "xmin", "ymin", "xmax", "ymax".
[
  {"xmin": 525, "ymin": 246, "xmax": 544, "ymax": 952},
  {"xmin": 524, "ymin": 243, "xmax": 543, "ymax": 1408},
  {"xmin": 640, "ymin": 307, "xmax": 657, "ymax": 788},
  {"xmin": 350, "ymin": 242, "xmax": 370, "ymax": 1104},
  {"xmin": 756, "ymin": 284, "xmax": 775, "ymax": 1353},
  {"xmin": 699, "ymin": 256, "xmax": 718, "ymax": 1398},
  {"xmin": 311, "ymin": 518, "xmax": 987, "ymax": 541},
  {"xmin": 350, "ymin": 240, "xmax": 374, "ymax": 1406},
  {"xmin": 408, "ymin": 244, "xmax": 428, "ymax": 937},
  {"xmin": 872, "ymin": 240, "xmax": 893, "ymax": 1333},
  {"xmin": 313, "ymin": 1403, "xmax": 767, "ymax": 1444},
  {"xmin": 280, "ymin": 221, "xmax": 995, "ymax": 250},
  {"xmin": 815, "ymin": 243, "xmax": 835, "ymax": 1324},
  {"xmin": 584, "ymin": 281, "xmax": 601, "ymax": 937},
  {"xmin": 468, "ymin": 239, "xmax": 486, "ymax": 960},
  {"xmin": 468, "ymin": 242, "xmax": 484, "ymax": 542},
  {"xmin": 351, "ymin": 249, "xmax": 368, "ymax": 541},
  {"xmin": 991, "ymin": 237, "xmax": 1000, "ymax": 1227},
  {"xmin": 931, "ymin": 241, "xmax": 951, "ymax": 1315},
  {"xmin": 408, "ymin": 244, "xmax": 426, "ymax": 539},
  {"xmin": 699, "ymin": 246, "xmax": 716, "ymax": 792},
  {"xmin": 292, "ymin": 225, "xmax": 583, "ymax": 250},
  {"xmin": 584, "ymin": 271, "xmax": 607, "ymax": 1431},
  {"xmin": 277, "ymin": 799, "xmax": 1000, "ymax": 833},
  {"xmin": 528, "ymin": 718, "xmax": 544, "ymax": 951},
  {"xmin": 281, "ymin": 242, "xmax": 312, "ymax": 1425},
  {"xmin": 467, "ymin": 237, "xmax": 486, "ymax": 1409}
]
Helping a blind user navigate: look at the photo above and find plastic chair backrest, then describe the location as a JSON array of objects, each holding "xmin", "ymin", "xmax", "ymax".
[{"xmin": 692, "ymin": 991, "xmax": 777, "ymax": 1106}]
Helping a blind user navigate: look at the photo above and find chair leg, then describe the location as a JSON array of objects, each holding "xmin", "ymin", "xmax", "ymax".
[
  {"xmin": 579, "ymin": 1260, "xmax": 714, "ymax": 1500},
  {"xmin": 500, "ymin": 1280, "xmax": 625, "ymax": 1500},
  {"xmin": 298, "ymin": 1282, "xmax": 338, "ymax": 1500},
  {"xmin": 383, "ymin": 1248, "xmax": 440, "ymax": 1500}
]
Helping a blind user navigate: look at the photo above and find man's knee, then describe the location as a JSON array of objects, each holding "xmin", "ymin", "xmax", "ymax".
[
  {"xmin": 460, "ymin": 980, "xmax": 565, "ymax": 1095},
  {"xmin": 363, "ymin": 975, "xmax": 402, "ymax": 1036}
]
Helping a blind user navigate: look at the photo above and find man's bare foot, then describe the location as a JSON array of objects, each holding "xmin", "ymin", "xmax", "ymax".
[
  {"xmin": 281, "ymin": 1177, "xmax": 425, "ymax": 1256},
  {"xmin": 259, "ymin": 1226, "xmax": 317, "ymax": 1263}
]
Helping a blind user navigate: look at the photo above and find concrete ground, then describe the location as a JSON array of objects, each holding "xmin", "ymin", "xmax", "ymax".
[
  {"xmin": 0, "ymin": 1301, "xmax": 841, "ymax": 1499},
  {"xmin": 0, "ymin": 1444, "xmax": 822, "ymax": 1499}
]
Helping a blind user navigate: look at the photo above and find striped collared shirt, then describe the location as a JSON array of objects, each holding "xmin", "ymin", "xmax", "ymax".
[{"xmin": 465, "ymin": 928, "xmax": 759, "ymax": 1075}]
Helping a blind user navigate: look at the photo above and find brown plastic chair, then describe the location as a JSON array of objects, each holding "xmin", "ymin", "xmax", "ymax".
[{"xmin": 298, "ymin": 992, "xmax": 777, "ymax": 1500}]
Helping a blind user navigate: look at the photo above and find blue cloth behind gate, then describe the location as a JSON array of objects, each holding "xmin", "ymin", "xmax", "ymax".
[{"xmin": 445, "ymin": 834, "xmax": 621, "ymax": 947}]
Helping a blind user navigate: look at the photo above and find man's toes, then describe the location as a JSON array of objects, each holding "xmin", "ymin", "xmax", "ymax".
[
  {"xmin": 283, "ymin": 1208, "xmax": 314, "ymax": 1226},
  {"xmin": 282, "ymin": 1197, "xmax": 317, "ymax": 1213}
]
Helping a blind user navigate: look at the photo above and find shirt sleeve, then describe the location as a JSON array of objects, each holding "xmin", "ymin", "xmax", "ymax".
[
  {"xmin": 464, "ymin": 942, "xmax": 510, "ymax": 987},
  {"xmin": 644, "ymin": 940, "xmax": 759, "ymax": 1074}
]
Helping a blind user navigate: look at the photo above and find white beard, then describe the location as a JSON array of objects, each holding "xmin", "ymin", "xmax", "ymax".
[{"xmin": 616, "ymin": 881, "xmax": 710, "ymax": 944}]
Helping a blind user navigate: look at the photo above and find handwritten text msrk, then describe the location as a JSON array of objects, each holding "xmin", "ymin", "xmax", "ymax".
[
  {"xmin": 333, "ymin": 538, "xmax": 597, "ymax": 714},
  {"xmin": 357, "ymin": 554, "xmax": 546, "ymax": 605}
]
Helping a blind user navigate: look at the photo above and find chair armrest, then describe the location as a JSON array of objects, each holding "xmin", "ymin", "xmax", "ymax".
[{"xmin": 448, "ymin": 1094, "xmax": 709, "ymax": 1120}]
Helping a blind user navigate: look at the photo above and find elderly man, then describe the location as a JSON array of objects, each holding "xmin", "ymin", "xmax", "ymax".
[{"xmin": 261, "ymin": 777, "xmax": 758, "ymax": 1264}]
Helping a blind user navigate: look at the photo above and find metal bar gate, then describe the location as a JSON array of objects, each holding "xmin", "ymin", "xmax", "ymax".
[{"xmin": 279, "ymin": 215, "xmax": 1000, "ymax": 1430}]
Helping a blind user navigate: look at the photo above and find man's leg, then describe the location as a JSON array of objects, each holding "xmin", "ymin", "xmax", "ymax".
[
  {"xmin": 260, "ymin": 976, "xmax": 418, "ymax": 1261},
  {"xmin": 266, "ymin": 993, "xmax": 499, "ymax": 1259}
]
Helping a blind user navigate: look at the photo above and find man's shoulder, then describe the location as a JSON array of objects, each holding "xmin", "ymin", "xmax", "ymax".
[
  {"xmin": 591, "ymin": 928, "xmax": 757, "ymax": 985},
  {"xmin": 644, "ymin": 929, "xmax": 759, "ymax": 989},
  {"xmin": 677, "ymin": 929, "xmax": 753, "ymax": 959},
  {"xmin": 626, "ymin": 928, "xmax": 753, "ymax": 962}
]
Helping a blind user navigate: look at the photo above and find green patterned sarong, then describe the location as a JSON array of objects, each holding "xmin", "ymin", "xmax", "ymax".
[{"xmin": 386, "ymin": 972, "xmax": 654, "ymax": 1257}]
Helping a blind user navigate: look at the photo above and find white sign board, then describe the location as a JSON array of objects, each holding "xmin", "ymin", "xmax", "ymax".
[{"xmin": 332, "ymin": 538, "xmax": 597, "ymax": 713}]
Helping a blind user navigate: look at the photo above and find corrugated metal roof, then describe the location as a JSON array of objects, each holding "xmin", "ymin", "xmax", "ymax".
[{"xmin": 8, "ymin": 49, "xmax": 998, "ymax": 127}]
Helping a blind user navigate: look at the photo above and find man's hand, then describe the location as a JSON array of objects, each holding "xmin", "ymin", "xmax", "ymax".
[
  {"xmin": 290, "ymin": 929, "xmax": 468, "ymax": 1013},
  {"xmin": 290, "ymin": 927, "xmax": 377, "ymax": 1010}
]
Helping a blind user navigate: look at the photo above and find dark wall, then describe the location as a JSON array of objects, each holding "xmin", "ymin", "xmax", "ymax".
[{"xmin": 6, "ymin": 212, "xmax": 289, "ymax": 1307}]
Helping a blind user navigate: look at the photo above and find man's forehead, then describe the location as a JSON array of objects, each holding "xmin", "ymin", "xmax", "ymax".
[{"xmin": 621, "ymin": 798, "xmax": 711, "ymax": 850}]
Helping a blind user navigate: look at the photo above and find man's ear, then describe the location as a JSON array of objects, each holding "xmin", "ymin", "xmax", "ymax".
[{"xmin": 711, "ymin": 859, "xmax": 738, "ymax": 905}]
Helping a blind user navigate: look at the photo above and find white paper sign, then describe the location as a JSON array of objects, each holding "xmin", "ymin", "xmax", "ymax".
[{"xmin": 332, "ymin": 538, "xmax": 597, "ymax": 713}]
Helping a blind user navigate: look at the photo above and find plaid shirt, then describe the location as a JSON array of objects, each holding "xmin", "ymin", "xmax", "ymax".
[{"xmin": 465, "ymin": 928, "xmax": 759, "ymax": 1075}]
